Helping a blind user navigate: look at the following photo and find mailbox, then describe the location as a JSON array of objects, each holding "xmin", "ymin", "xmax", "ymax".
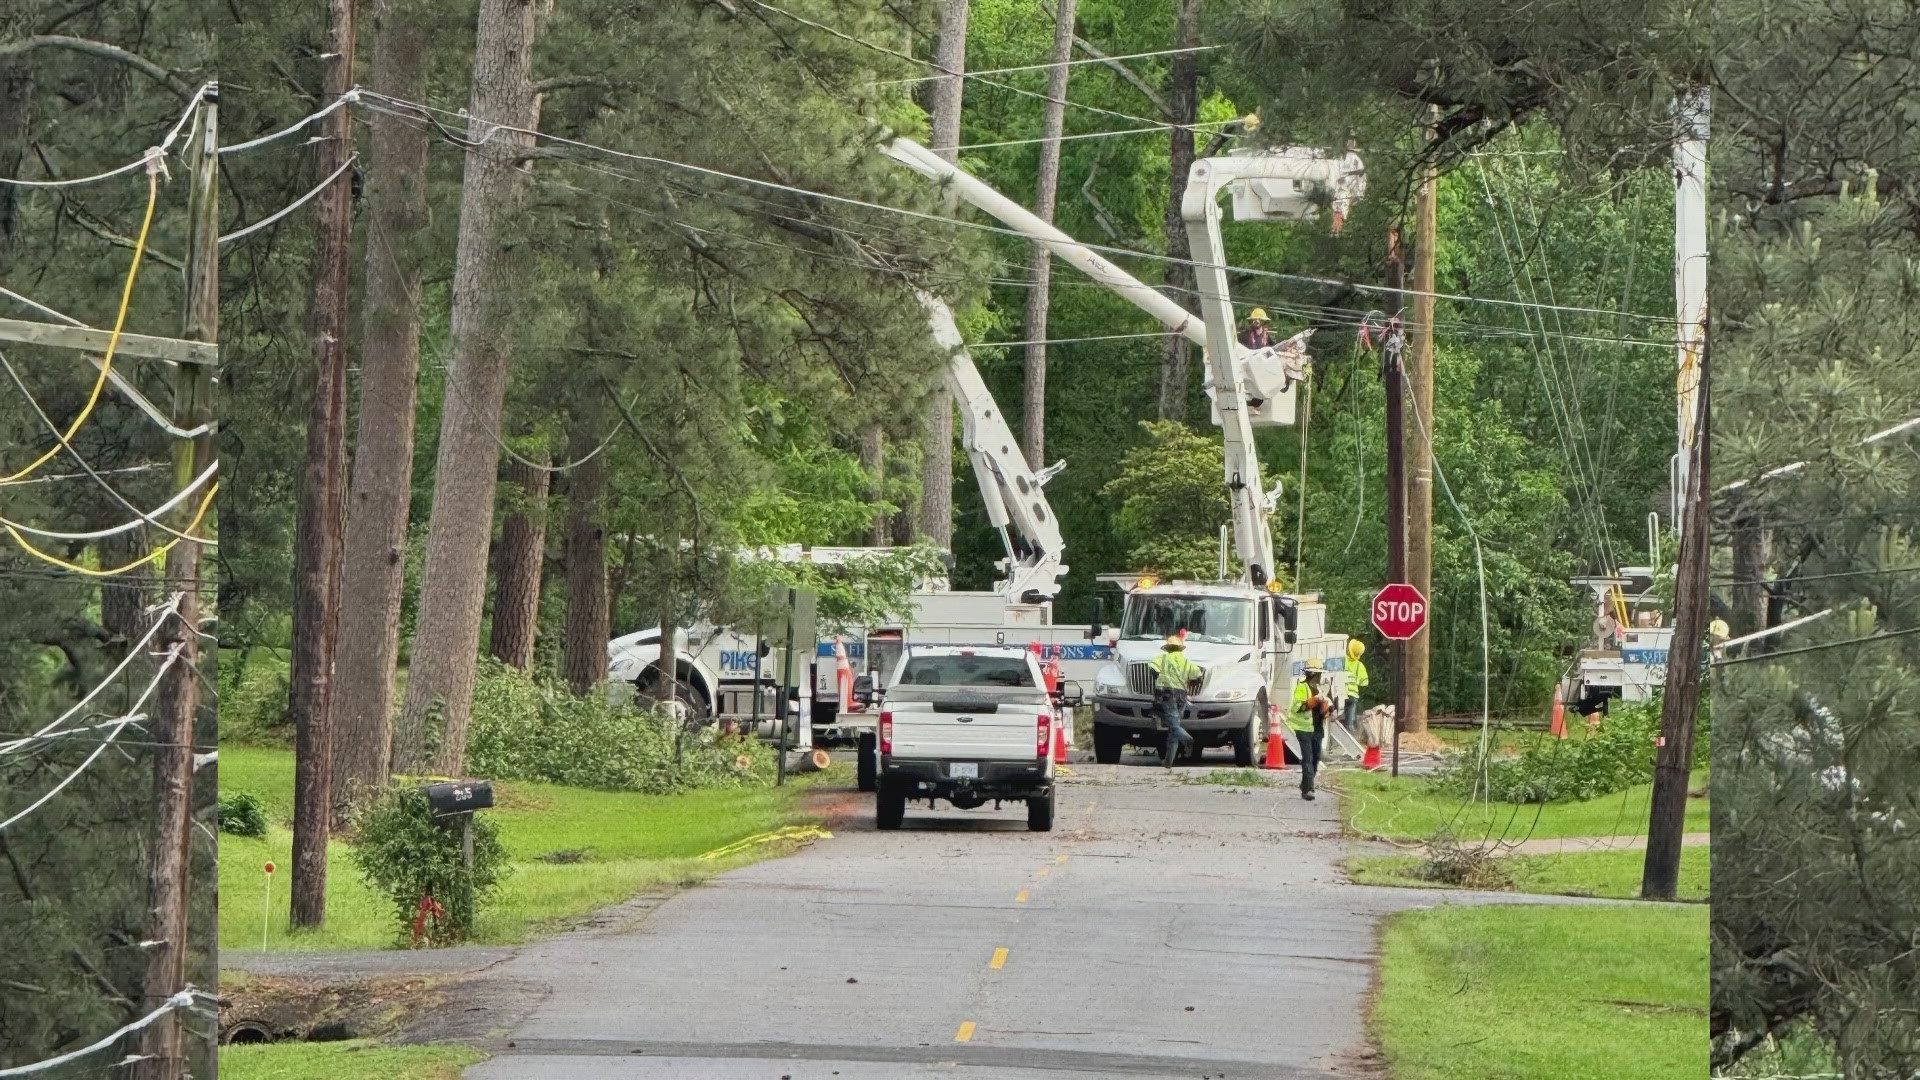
[{"xmin": 421, "ymin": 780, "xmax": 493, "ymax": 818}]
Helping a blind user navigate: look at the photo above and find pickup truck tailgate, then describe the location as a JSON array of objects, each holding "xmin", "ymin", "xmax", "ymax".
[{"xmin": 889, "ymin": 695, "xmax": 1044, "ymax": 761}]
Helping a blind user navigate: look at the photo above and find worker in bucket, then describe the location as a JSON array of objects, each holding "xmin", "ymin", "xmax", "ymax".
[
  {"xmin": 1340, "ymin": 639, "xmax": 1370, "ymax": 733},
  {"xmin": 1148, "ymin": 635, "xmax": 1203, "ymax": 768},
  {"xmin": 1239, "ymin": 308, "xmax": 1273, "ymax": 351},
  {"xmin": 1290, "ymin": 661, "xmax": 1336, "ymax": 799}
]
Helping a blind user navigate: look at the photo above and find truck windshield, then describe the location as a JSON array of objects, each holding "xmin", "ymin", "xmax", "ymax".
[
  {"xmin": 896, "ymin": 655, "xmax": 1036, "ymax": 688},
  {"xmin": 1122, "ymin": 595, "xmax": 1254, "ymax": 645}
]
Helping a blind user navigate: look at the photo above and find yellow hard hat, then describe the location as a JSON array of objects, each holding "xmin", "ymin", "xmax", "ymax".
[
  {"xmin": 1347, "ymin": 639, "xmax": 1365, "ymax": 661},
  {"xmin": 1248, "ymin": 308, "xmax": 1269, "ymax": 322},
  {"xmin": 1163, "ymin": 635, "xmax": 1185, "ymax": 651},
  {"xmin": 1305, "ymin": 658, "xmax": 1323, "ymax": 673}
]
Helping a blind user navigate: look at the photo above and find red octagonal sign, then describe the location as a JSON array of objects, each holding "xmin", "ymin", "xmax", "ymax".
[{"xmin": 1371, "ymin": 583, "xmax": 1428, "ymax": 641}]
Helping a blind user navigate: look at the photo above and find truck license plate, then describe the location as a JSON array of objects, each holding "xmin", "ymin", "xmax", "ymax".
[{"xmin": 950, "ymin": 762, "xmax": 978, "ymax": 779}]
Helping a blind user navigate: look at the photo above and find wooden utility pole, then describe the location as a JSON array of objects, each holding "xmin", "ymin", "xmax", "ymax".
[
  {"xmin": 1402, "ymin": 122, "xmax": 1437, "ymax": 736},
  {"xmin": 289, "ymin": 0, "xmax": 357, "ymax": 929},
  {"xmin": 1643, "ymin": 333, "xmax": 1709, "ymax": 899},
  {"xmin": 135, "ymin": 85, "xmax": 217, "ymax": 1080},
  {"xmin": 1382, "ymin": 228, "xmax": 1408, "ymax": 777}
]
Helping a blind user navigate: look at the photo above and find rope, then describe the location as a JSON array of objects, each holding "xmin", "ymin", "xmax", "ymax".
[
  {"xmin": 0, "ymin": 164, "xmax": 160, "ymax": 484},
  {"xmin": 4, "ymin": 484, "xmax": 216, "ymax": 577}
]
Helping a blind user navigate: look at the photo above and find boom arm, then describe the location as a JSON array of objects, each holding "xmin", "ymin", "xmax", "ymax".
[
  {"xmin": 882, "ymin": 137, "xmax": 1362, "ymax": 590},
  {"xmin": 918, "ymin": 292, "xmax": 1067, "ymax": 604}
]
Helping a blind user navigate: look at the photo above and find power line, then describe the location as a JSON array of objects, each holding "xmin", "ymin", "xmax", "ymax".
[
  {"xmin": 0, "ymin": 84, "xmax": 209, "ymax": 188},
  {"xmin": 1714, "ymin": 565, "xmax": 1920, "ymax": 588},
  {"xmin": 218, "ymin": 90, "xmax": 358, "ymax": 156},
  {"xmin": 1713, "ymin": 625, "xmax": 1920, "ymax": 666},
  {"xmin": 354, "ymin": 90, "xmax": 1678, "ymax": 325},
  {"xmin": 872, "ymin": 45, "xmax": 1220, "ymax": 84},
  {"xmin": 956, "ymin": 123, "xmax": 1235, "ymax": 152},
  {"xmin": 0, "ymin": 645, "xmax": 177, "ymax": 831},
  {"xmin": 0, "ymin": 462, "xmax": 218, "ymax": 544},
  {"xmin": 0, "ymin": 595, "xmax": 182, "ymax": 752},
  {"xmin": 0, "ymin": 296, "xmax": 210, "ymax": 440},
  {"xmin": 0, "ymin": 989, "xmax": 201, "ymax": 1078},
  {"xmin": 219, "ymin": 154, "xmax": 359, "ymax": 245}
]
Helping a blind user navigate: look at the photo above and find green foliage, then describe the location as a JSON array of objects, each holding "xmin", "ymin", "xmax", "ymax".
[
  {"xmin": 218, "ymin": 657, "xmax": 293, "ymax": 745},
  {"xmin": 349, "ymin": 786, "xmax": 512, "ymax": 946},
  {"xmin": 1101, "ymin": 421, "xmax": 1235, "ymax": 581},
  {"xmin": 218, "ymin": 792, "xmax": 270, "ymax": 838},
  {"xmin": 725, "ymin": 544, "xmax": 949, "ymax": 634},
  {"xmin": 1437, "ymin": 701, "xmax": 1660, "ymax": 803},
  {"xmin": 465, "ymin": 658, "xmax": 774, "ymax": 793}
]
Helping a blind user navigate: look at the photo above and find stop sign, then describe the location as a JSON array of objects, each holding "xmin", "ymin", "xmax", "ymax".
[{"xmin": 1371, "ymin": 583, "xmax": 1428, "ymax": 640}]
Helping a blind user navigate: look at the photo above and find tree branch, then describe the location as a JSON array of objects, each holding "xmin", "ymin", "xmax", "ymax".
[
  {"xmin": 0, "ymin": 37, "xmax": 195, "ymax": 100},
  {"xmin": 532, "ymin": 74, "xmax": 636, "ymax": 95}
]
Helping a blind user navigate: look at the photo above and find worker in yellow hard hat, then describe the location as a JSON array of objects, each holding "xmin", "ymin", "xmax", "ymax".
[
  {"xmin": 1339, "ymin": 639, "xmax": 1369, "ymax": 734},
  {"xmin": 1148, "ymin": 635, "xmax": 1203, "ymax": 768},
  {"xmin": 1239, "ymin": 308, "xmax": 1273, "ymax": 351},
  {"xmin": 1289, "ymin": 660, "xmax": 1335, "ymax": 800}
]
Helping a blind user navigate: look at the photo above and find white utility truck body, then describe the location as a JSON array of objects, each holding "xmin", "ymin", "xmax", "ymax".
[{"xmin": 874, "ymin": 645, "xmax": 1066, "ymax": 832}]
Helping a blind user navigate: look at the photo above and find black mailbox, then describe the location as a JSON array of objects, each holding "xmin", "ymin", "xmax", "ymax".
[{"xmin": 422, "ymin": 780, "xmax": 493, "ymax": 818}]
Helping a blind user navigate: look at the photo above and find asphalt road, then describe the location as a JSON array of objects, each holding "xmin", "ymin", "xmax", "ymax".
[{"xmin": 460, "ymin": 756, "xmax": 1610, "ymax": 1080}]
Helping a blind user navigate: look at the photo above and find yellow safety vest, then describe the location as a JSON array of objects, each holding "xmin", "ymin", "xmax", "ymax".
[
  {"xmin": 1149, "ymin": 651, "xmax": 1202, "ymax": 691},
  {"xmin": 1348, "ymin": 658, "xmax": 1369, "ymax": 695},
  {"xmin": 1290, "ymin": 680, "xmax": 1329, "ymax": 733}
]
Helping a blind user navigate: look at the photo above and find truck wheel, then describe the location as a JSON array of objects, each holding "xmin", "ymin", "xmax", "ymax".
[
  {"xmin": 1027, "ymin": 790, "xmax": 1055, "ymax": 832},
  {"xmin": 857, "ymin": 732, "xmax": 878, "ymax": 792},
  {"xmin": 1232, "ymin": 699, "xmax": 1260, "ymax": 767},
  {"xmin": 1092, "ymin": 724, "xmax": 1124, "ymax": 765},
  {"xmin": 876, "ymin": 788, "xmax": 905, "ymax": 831}
]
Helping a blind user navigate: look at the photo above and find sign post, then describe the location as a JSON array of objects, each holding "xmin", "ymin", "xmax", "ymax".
[{"xmin": 1371, "ymin": 583, "xmax": 1428, "ymax": 777}]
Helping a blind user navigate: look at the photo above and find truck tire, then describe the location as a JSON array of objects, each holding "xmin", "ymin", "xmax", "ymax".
[
  {"xmin": 876, "ymin": 788, "xmax": 905, "ymax": 831},
  {"xmin": 857, "ymin": 732, "xmax": 878, "ymax": 792},
  {"xmin": 1027, "ymin": 790, "xmax": 1055, "ymax": 832},
  {"xmin": 1231, "ymin": 698, "xmax": 1261, "ymax": 767},
  {"xmin": 1092, "ymin": 723, "xmax": 1124, "ymax": 765}
]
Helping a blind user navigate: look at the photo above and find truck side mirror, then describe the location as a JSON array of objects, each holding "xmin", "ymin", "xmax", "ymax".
[
  {"xmin": 1084, "ymin": 599, "xmax": 1105, "ymax": 641},
  {"xmin": 853, "ymin": 674, "xmax": 876, "ymax": 707},
  {"xmin": 1057, "ymin": 681, "xmax": 1084, "ymax": 707},
  {"xmin": 1276, "ymin": 596, "xmax": 1299, "ymax": 634}
]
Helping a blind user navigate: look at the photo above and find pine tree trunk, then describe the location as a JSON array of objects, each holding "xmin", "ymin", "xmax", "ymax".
[
  {"xmin": 860, "ymin": 425, "xmax": 888, "ymax": 546},
  {"xmin": 1022, "ymin": 0, "xmax": 1076, "ymax": 470},
  {"xmin": 395, "ymin": 0, "xmax": 541, "ymax": 775},
  {"xmin": 289, "ymin": 0, "xmax": 357, "ymax": 930},
  {"xmin": 1730, "ymin": 515, "xmax": 1768, "ymax": 637},
  {"xmin": 561, "ymin": 447, "xmax": 609, "ymax": 695},
  {"xmin": 916, "ymin": 0, "xmax": 969, "ymax": 549},
  {"xmin": 98, "ymin": 531, "xmax": 152, "ymax": 662},
  {"xmin": 490, "ymin": 451, "xmax": 549, "ymax": 669},
  {"xmin": 331, "ymin": 0, "xmax": 431, "ymax": 826},
  {"xmin": 1157, "ymin": 0, "xmax": 1200, "ymax": 421}
]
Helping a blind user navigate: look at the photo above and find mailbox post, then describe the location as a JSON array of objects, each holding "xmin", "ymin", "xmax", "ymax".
[{"xmin": 420, "ymin": 779, "xmax": 494, "ymax": 930}]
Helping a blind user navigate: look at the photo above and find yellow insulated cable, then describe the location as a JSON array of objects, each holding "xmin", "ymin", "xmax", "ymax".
[
  {"xmin": 0, "ymin": 165, "xmax": 159, "ymax": 485},
  {"xmin": 5, "ymin": 483, "xmax": 216, "ymax": 577}
]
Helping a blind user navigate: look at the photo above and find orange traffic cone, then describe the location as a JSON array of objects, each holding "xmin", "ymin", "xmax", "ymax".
[
  {"xmin": 1549, "ymin": 685, "xmax": 1567, "ymax": 739},
  {"xmin": 1053, "ymin": 722, "xmax": 1069, "ymax": 763},
  {"xmin": 1361, "ymin": 744, "xmax": 1382, "ymax": 769},
  {"xmin": 1263, "ymin": 706, "xmax": 1287, "ymax": 770}
]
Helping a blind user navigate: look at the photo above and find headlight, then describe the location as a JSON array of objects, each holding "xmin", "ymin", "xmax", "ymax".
[{"xmin": 1094, "ymin": 666, "xmax": 1125, "ymax": 694}]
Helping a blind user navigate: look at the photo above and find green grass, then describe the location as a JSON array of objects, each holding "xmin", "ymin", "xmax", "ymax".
[
  {"xmin": 1374, "ymin": 904, "xmax": 1708, "ymax": 1080},
  {"xmin": 219, "ymin": 1040, "xmax": 482, "ymax": 1080},
  {"xmin": 1346, "ymin": 845, "xmax": 1710, "ymax": 901},
  {"xmin": 219, "ymin": 746, "xmax": 843, "ymax": 952},
  {"xmin": 1332, "ymin": 768, "xmax": 1709, "ymax": 841}
]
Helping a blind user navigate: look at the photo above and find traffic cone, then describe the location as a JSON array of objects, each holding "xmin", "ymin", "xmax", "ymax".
[
  {"xmin": 1361, "ymin": 744, "xmax": 1382, "ymax": 769},
  {"xmin": 1263, "ymin": 705, "xmax": 1287, "ymax": 770},
  {"xmin": 1053, "ymin": 722, "xmax": 1069, "ymax": 763},
  {"xmin": 1549, "ymin": 685, "xmax": 1567, "ymax": 739}
]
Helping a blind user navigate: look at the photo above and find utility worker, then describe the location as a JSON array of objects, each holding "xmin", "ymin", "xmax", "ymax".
[
  {"xmin": 1148, "ymin": 635, "xmax": 1203, "ymax": 768},
  {"xmin": 1239, "ymin": 308, "xmax": 1273, "ymax": 351},
  {"xmin": 1340, "ymin": 639, "xmax": 1369, "ymax": 733},
  {"xmin": 1289, "ymin": 661, "xmax": 1335, "ymax": 799}
]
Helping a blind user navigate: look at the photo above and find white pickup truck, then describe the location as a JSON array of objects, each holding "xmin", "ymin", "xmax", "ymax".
[{"xmin": 870, "ymin": 646, "xmax": 1080, "ymax": 833}]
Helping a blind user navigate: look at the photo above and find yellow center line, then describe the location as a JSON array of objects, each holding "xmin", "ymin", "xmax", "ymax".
[
  {"xmin": 989, "ymin": 947, "xmax": 1009, "ymax": 970},
  {"xmin": 1055, "ymin": 853, "xmax": 1068, "ymax": 864},
  {"xmin": 1036, "ymin": 867, "xmax": 1049, "ymax": 877},
  {"xmin": 955, "ymin": 1021, "xmax": 976, "ymax": 1042},
  {"xmin": 1015, "ymin": 889, "xmax": 1029, "ymax": 903}
]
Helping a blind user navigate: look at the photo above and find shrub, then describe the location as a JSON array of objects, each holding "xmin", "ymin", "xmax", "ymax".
[
  {"xmin": 465, "ymin": 658, "xmax": 774, "ymax": 794},
  {"xmin": 1416, "ymin": 833, "xmax": 1513, "ymax": 890},
  {"xmin": 218, "ymin": 660, "xmax": 291, "ymax": 745},
  {"xmin": 1437, "ymin": 701, "xmax": 1662, "ymax": 804},
  {"xmin": 216, "ymin": 792, "xmax": 269, "ymax": 838},
  {"xmin": 349, "ymin": 786, "xmax": 510, "ymax": 946}
]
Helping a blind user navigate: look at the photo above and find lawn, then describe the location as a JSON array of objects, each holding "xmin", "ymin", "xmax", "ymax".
[
  {"xmin": 219, "ymin": 746, "xmax": 843, "ymax": 952},
  {"xmin": 1373, "ymin": 904, "xmax": 1709, "ymax": 1080},
  {"xmin": 220, "ymin": 1040, "xmax": 482, "ymax": 1080},
  {"xmin": 1331, "ymin": 768, "xmax": 1709, "ymax": 841},
  {"xmin": 1346, "ymin": 845, "xmax": 1710, "ymax": 901}
]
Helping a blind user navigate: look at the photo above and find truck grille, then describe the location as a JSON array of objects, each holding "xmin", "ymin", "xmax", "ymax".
[{"xmin": 1126, "ymin": 662, "xmax": 1203, "ymax": 696}]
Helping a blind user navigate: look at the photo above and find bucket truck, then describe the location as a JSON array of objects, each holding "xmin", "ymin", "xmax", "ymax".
[{"xmin": 879, "ymin": 136, "xmax": 1368, "ymax": 766}]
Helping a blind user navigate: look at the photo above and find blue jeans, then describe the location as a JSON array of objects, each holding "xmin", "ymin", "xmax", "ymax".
[
  {"xmin": 1155, "ymin": 691, "xmax": 1193, "ymax": 760},
  {"xmin": 1296, "ymin": 724, "xmax": 1324, "ymax": 791}
]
